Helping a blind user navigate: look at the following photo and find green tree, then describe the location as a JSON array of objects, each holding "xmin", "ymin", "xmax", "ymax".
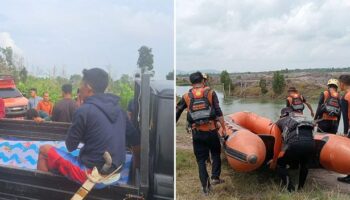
[
  {"xmin": 272, "ymin": 71, "xmax": 285, "ymax": 95},
  {"xmin": 166, "ymin": 71, "xmax": 174, "ymax": 80},
  {"xmin": 0, "ymin": 47, "xmax": 13, "ymax": 67},
  {"xmin": 137, "ymin": 46, "xmax": 154, "ymax": 74},
  {"xmin": 220, "ymin": 70, "xmax": 233, "ymax": 91},
  {"xmin": 69, "ymin": 74, "xmax": 82, "ymax": 87},
  {"xmin": 259, "ymin": 77, "xmax": 268, "ymax": 94}
]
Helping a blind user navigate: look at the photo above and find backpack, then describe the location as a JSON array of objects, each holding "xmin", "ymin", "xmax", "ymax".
[
  {"xmin": 288, "ymin": 93, "xmax": 305, "ymax": 112},
  {"xmin": 321, "ymin": 90, "xmax": 340, "ymax": 117},
  {"xmin": 282, "ymin": 115, "xmax": 314, "ymax": 144},
  {"xmin": 184, "ymin": 88, "xmax": 216, "ymax": 125}
]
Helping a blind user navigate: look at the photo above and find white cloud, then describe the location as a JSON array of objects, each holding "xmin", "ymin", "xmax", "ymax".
[
  {"xmin": 0, "ymin": 32, "xmax": 22, "ymax": 54},
  {"xmin": 177, "ymin": 0, "xmax": 350, "ymax": 72},
  {"xmin": 0, "ymin": 0, "xmax": 173, "ymax": 79}
]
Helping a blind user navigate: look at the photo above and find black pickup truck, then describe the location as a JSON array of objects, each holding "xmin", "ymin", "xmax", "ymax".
[{"xmin": 0, "ymin": 74, "xmax": 174, "ymax": 200}]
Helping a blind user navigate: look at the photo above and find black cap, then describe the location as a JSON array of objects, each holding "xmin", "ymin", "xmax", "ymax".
[
  {"xmin": 280, "ymin": 107, "xmax": 293, "ymax": 118},
  {"xmin": 189, "ymin": 71, "xmax": 204, "ymax": 84}
]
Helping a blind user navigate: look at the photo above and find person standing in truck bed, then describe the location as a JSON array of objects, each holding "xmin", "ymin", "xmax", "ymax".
[{"xmin": 51, "ymin": 84, "xmax": 77, "ymax": 123}]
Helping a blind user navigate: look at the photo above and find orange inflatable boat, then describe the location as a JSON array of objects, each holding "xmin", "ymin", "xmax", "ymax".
[{"xmin": 221, "ymin": 111, "xmax": 350, "ymax": 174}]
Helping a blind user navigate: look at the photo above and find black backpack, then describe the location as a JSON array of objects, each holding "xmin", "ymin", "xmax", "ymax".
[
  {"xmin": 321, "ymin": 91, "xmax": 340, "ymax": 117},
  {"xmin": 282, "ymin": 115, "xmax": 314, "ymax": 144},
  {"xmin": 186, "ymin": 88, "xmax": 216, "ymax": 125}
]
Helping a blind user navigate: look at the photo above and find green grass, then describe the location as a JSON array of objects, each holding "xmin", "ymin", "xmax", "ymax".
[{"xmin": 176, "ymin": 149, "xmax": 350, "ymax": 200}]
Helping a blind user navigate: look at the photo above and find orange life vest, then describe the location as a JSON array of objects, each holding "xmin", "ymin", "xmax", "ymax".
[
  {"xmin": 322, "ymin": 90, "xmax": 340, "ymax": 120},
  {"xmin": 287, "ymin": 92, "xmax": 304, "ymax": 112},
  {"xmin": 184, "ymin": 87, "xmax": 216, "ymax": 131}
]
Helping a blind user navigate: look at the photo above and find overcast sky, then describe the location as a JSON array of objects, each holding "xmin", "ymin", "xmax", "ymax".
[
  {"xmin": 0, "ymin": 0, "xmax": 173, "ymax": 79},
  {"xmin": 177, "ymin": 0, "xmax": 350, "ymax": 73}
]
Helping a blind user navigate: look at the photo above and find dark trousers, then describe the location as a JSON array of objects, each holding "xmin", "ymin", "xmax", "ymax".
[
  {"xmin": 192, "ymin": 130, "xmax": 221, "ymax": 187},
  {"xmin": 277, "ymin": 139, "xmax": 315, "ymax": 189},
  {"xmin": 317, "ymin": 120, "xmax": 339, "ymax": 134}
]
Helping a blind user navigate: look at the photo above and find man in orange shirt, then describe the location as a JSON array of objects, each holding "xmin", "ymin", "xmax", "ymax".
[{"xmin": 37, "ymin": 92, "xmax": 54, "ymax": 116}]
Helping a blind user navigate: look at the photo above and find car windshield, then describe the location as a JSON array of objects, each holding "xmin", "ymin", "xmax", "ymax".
[{"xmin": 0, "ymin": 88, "xmax": 23, "ymax": 99}]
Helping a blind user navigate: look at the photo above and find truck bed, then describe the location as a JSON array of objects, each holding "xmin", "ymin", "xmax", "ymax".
[{"xmin": 0, "ymin": 119, "xmax": 141, "ymax": 200}]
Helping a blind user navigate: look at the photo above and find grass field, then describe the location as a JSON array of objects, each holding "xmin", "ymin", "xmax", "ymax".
[{"xmin": 176, "ymin": 115, "xmax": 350, "ymax": 200}]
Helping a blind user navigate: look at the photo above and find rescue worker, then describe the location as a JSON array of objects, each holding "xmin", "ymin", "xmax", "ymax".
[
  {"xmin": 176, "ymin": 71, "xmax": 227, "ymax": 195},
  {"xmin": 337, "ymin": 74, "xmax": 350, "ymax": 183},
  {"xmin": 286, "ymin": 87, "xmax": 314, "ymax": 117},
  {"xmin": 314, "ymin": 79, "xmax": 341, "ymax": 134},
  {"xmin": 276, "ymin": 107, "xmax": 315, "ymax": 192}
]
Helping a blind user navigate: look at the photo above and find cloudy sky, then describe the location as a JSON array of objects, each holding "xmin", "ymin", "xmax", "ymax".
[
  {"xmin": 0, "ymin": 0, "xmax": 173, "ymax": 79},
  {"xmin": 177, "ymin": 0, "xmax": 350, "ymax": 72}
]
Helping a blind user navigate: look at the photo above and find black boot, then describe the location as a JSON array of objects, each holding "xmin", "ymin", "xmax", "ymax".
[
  {"xmin": 202, "ymin": 178, "xmax": 211, "ymax": 196},
  {"xmin": 211, "ymin": 177, "xmax": 225, "ymax": 185},
  {"xmin": 337, "ymin": 175, "xmax": 350, "ymax": 184}
]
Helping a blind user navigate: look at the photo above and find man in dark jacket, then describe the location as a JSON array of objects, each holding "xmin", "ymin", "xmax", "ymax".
[
  {"xmin": 275, "ymin": 107, "xmax": 315, "ymax": 192},
  {"xmin": 37, "ymin": 68, "xmax": 139, "ymax": 185}
]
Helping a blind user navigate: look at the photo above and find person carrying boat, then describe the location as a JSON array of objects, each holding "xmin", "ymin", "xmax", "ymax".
[
  {"xmin": 176, "ymin": 71, "xmax": 227, "ymax": 195},
  {"xmin": 314, "ymin": 79, "xmax": 341, "ymax": 134},
  {"xmin": 286, "ymin": 87, "xmax": 314, "ymax": 117},
  {"xmin": 37, "ymin": 68, "xmax": 140, "ymax": 187},
  {"xmin": 275, "ymin": 107, "xmax": 315, "ymax": 192},
  {"xmin": 337, "ymin": 74, "xmax": 350, "ymax": 183}
]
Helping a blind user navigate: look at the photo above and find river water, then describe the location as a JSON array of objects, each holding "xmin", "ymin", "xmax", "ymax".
[{"xmin": 177, "ymin": 86, "xmax": 344, "ymax": 133}]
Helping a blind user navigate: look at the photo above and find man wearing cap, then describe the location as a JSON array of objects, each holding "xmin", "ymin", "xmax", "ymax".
[{"xmin": 286, "ymin": 87, "xmax": 314, "ymax": 117}]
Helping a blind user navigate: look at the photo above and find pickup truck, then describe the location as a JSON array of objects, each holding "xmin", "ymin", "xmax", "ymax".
[
  {"xmin": 0, "ymin": 74, "xmax": 174, "ymax": 199},
  {"xmin": 0, "ymin": 75, "xmax": 28, "ymax": 118}
]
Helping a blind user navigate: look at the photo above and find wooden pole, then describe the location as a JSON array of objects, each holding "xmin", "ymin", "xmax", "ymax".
[
  {"xmin": 223, "ymin": 83, "xmax": 225, "ymax": 98},
  {"xmin": 229, "ymin": 82, "xmax": 231, "ymax": 96}
]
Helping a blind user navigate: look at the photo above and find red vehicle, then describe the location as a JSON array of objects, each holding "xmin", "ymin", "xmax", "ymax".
[{"xmin": 0, "ymin": 75, "xmax": 28, "ymax": 118}]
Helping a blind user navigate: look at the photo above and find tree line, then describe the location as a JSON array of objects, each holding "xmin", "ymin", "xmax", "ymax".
[
  {"xmin": 1, "ymin": 45, "xmax": 173, "ymax": 109},
  {"xmin": 219, "ymin": 70, "xmax": 286, "ymax": 96}
]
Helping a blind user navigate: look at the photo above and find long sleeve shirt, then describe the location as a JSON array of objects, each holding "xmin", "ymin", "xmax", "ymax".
[{"xmin": 341, "ymin": 92, "xmax": 350, "ymax": 134}]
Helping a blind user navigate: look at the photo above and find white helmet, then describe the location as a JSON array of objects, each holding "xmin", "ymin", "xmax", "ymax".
[
  {"xmin": 202, "ymin": 73, "xmax": 208, "ymax": 80},
  {"xmin": 327, "ymin": 79, "xmax": 339, "ymax": 88}
]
